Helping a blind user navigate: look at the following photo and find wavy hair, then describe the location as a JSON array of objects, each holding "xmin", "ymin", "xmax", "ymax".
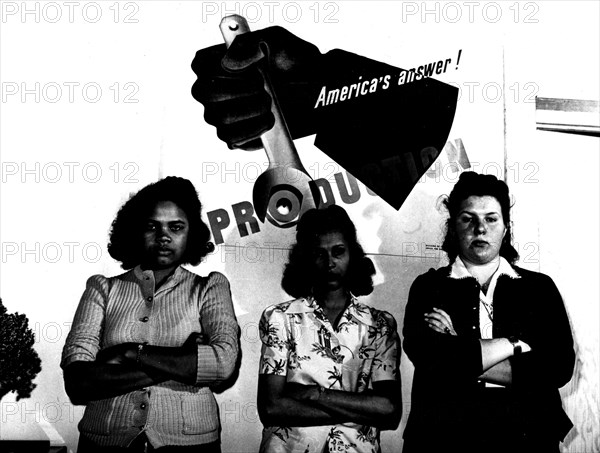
[
  {"xmin": 282, "ymin": 205, "xmax": 375, "ymax": 298},
  {"xmin": 442, "ymin": 171, "xmax": 519, "ymax": 264},
  {"xmin": 108, "ymin": 176, "xmax": 214, "ymax": 269}
]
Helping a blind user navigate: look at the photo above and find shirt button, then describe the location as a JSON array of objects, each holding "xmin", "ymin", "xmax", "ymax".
[
  {"xmin": 146, "ymin": 296, "xmax": 153, "ymax": 302},
  {"xmin": 140, "ymin": 403, "xmax": 147, "ymax": 410},
  {"xmin": 140, "ymin": 316, "xmax": 149, "ymax": 322},
  {"xmin": 472, "ymin": 326, "xmax": 477, "ymax": 330},
  {"xmin": 472, "ymin": 306, "xmax": 477, "ymax": 310}
]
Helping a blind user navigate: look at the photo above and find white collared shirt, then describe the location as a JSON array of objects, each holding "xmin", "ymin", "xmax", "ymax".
[{"xmin": 450, "ymin": 256, "xmax": 520, "ymax": 338}]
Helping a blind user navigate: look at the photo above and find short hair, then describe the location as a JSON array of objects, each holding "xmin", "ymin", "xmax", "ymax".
[
  {"xmin": 441, "ymin": 171, "xmax": 519, "ymax": 264},
  {"xmin": 108, "ymin": 176, "xmax": 214, "ymax": 269},
  {"xmin": 282, "ymin": 204, "xmax": 375, "ymax": 298}
]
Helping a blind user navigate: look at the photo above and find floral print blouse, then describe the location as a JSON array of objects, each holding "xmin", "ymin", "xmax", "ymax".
[{"xmin": 259, "ymin": 296, "xmax": 401, "ymax": 453}]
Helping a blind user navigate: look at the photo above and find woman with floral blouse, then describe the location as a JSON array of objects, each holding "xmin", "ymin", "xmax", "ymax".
[{"xmin": 258, "ymin": 205, "xmax": 401, "ymax": 453}]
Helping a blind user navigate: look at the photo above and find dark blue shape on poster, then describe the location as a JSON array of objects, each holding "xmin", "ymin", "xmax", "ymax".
[{"xmin": 311, "ymin": 51, "xmax": 458, "ymax": 210}]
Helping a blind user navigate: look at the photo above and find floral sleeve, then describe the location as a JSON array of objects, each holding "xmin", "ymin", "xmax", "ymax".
[
  {"xmin": 259, "ymin": 304, "xmax": 290, "ymax": 376},
  {"xmin": 370, "ymin": 310, "xmax": 401, "ymax": 382}
]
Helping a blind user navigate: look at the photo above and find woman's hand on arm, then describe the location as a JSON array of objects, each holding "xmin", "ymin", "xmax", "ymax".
[
  {"xmin": 282, "ymin": 310, "xmax": 401, "ymax": 429},
  {"xmin": 425, "ymin": 308, "xmax": 532, "ymax": 384},
  {"xmin": 424, "ymin": 308, "xmax": 457, "ymax": 336},
  {"xmin": 137, "ymin": 273, "xmax": 241, "ymax": 387},
  {"xmin": 257, "ymin": 305, "xmax": 339, "ymax": 427},
  {"xmin": 95, "ymin": 342, "xmax": 138, "ymax": 365},
  {"xmin": 65, "ymin": 332, "xmax": 208, "ymax": 405},
  {"xmin": 62, "ymin": 276, "xmax": 168, "ymax": 405},
  {"xmin": 259, "ymin": 378, "xmax": 401, "ymax": 429},
  {"xmin": 287, "ymin": 381, "xmax": 402, "ymax": 430},
  {"xmin": 480, "ymin": 338, "xmax": 530, "ymax": 369},
  {"xmin": 63, "ymin": 360, "xmax": 167, "ymax": 405},
  {"xmin": 136, "ymin": 332, "xmax": 205, "ymax": 385},
  {"xmin": 425, "ymin": 307, "xmax": 511, "ymax": 370},
  {"xmin": 258, "ymin": 374, "xmax": 343, "ymax": 427},
  {"xmin": 403, "ymin": 275, "xmax": 485, "ymax": 379}
]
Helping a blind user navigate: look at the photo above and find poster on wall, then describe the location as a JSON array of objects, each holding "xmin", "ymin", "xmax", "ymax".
[{"xmin": 1, "ymin": 1, "xmax": 598, "ymax": 452}]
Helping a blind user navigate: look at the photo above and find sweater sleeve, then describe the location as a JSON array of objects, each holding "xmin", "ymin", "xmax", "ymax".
[
  {"xmin": 195, "ymin": 272, "xmax": 240, "ymax": 386},
  {"xmin": 403, "ymin": 271, "xmax": 483, "ymax": 379},
  {"xmin": 60, "ymin": 275, "xmax": 109, "ymax": 368}
]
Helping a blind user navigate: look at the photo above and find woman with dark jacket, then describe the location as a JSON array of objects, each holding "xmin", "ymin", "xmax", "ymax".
[{"xmin": 402, "ymin": 171, "xmax": 574, "ymax": 453}]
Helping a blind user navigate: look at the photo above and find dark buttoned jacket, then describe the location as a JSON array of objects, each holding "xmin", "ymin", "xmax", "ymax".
[{"xmin": 402, "ymin": 264, "xmax": 575, "ymax": 449}]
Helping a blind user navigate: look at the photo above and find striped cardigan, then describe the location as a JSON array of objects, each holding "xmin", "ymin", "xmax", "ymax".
[{"xmin": 61, "ymin": 266, "xmax": 240, "ymax": 447}]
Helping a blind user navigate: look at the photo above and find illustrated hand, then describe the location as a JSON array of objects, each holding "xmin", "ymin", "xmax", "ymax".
[
  {"xmin": 191, "ymin": 26, "xmax": 322, "ymax": 150},
  {"xmin": 425, "ymin": 308, "xmax": 457, "ymax": 336},
  {"xmin": 96, "ymin": 343, "xmax": 138, "ymax": 366}
]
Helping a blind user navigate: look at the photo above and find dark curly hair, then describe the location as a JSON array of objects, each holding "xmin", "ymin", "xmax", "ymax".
[
  {"xmin": 442, "ymin": 171, "xmax": 519, "ymax": 264},
  {"xmin": 108, "ymin": 176, "xmax": 214, "ymax": 269},
  {"xmin": 282, "ymin": 204, "xmax": 375, "ymax": 298}
]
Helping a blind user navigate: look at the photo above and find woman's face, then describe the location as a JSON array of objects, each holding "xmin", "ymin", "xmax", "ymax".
[
  {"xmin": 142, "ymin": 201, "xmax": 189, "ymax": 270},
  {"xmin": 455, "ymin": 195, "xmax": 507, "ymax": 266},
  {"xmin": 312, "ymin": 231, "xmax": 351, "ymax": 291}
]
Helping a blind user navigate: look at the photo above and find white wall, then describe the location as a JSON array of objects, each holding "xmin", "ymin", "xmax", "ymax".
[{"xmin": 1, "ymin": 2, "xmax": 598, "ymax": 452}]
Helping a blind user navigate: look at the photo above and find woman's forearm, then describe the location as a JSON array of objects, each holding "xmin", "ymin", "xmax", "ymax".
[
  {"xmin": 311, "ymin": 387, "xmax": 400, "ymax": 429},
  {"xmin": 138, "ymin": 345, "xmax": 197, "ymax": 385},
  {"xmin": 480, "ymin": 338, "xmax": 512, "ymax": 371},
  {"xmin": 280, "ymin": 381, "xmax": 401, "ymax": 429},
  {"xmin": 480, "ymin": 337, "xmax": 531, "ymax": 375},
  {"xmin": 480, "ymin": 338, "xmax": 513, "ymax": 371},
  {"xmin": 479, "ymin": 358, "xmax": 512, "ymax": 385},
  {"xmin": 93, "ymin": 331, "xmax": 237, "ymax": 388},
  {"xmin": 64, "ymin": 361, "xmax": 167, "ymax": 405},
  {"xmin": 259, "ymin": 394, "xmax": 344, "ymax": 427}
]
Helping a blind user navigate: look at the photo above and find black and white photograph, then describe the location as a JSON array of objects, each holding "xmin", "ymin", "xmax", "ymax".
[{"xmin": 1, "ymin": 1, "xmax": 598, "ymax": 452}]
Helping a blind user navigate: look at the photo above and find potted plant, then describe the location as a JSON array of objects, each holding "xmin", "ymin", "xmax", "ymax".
[{"xmin": 0, "ymin": 298, "xmax": 42, "ymax": 402}]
